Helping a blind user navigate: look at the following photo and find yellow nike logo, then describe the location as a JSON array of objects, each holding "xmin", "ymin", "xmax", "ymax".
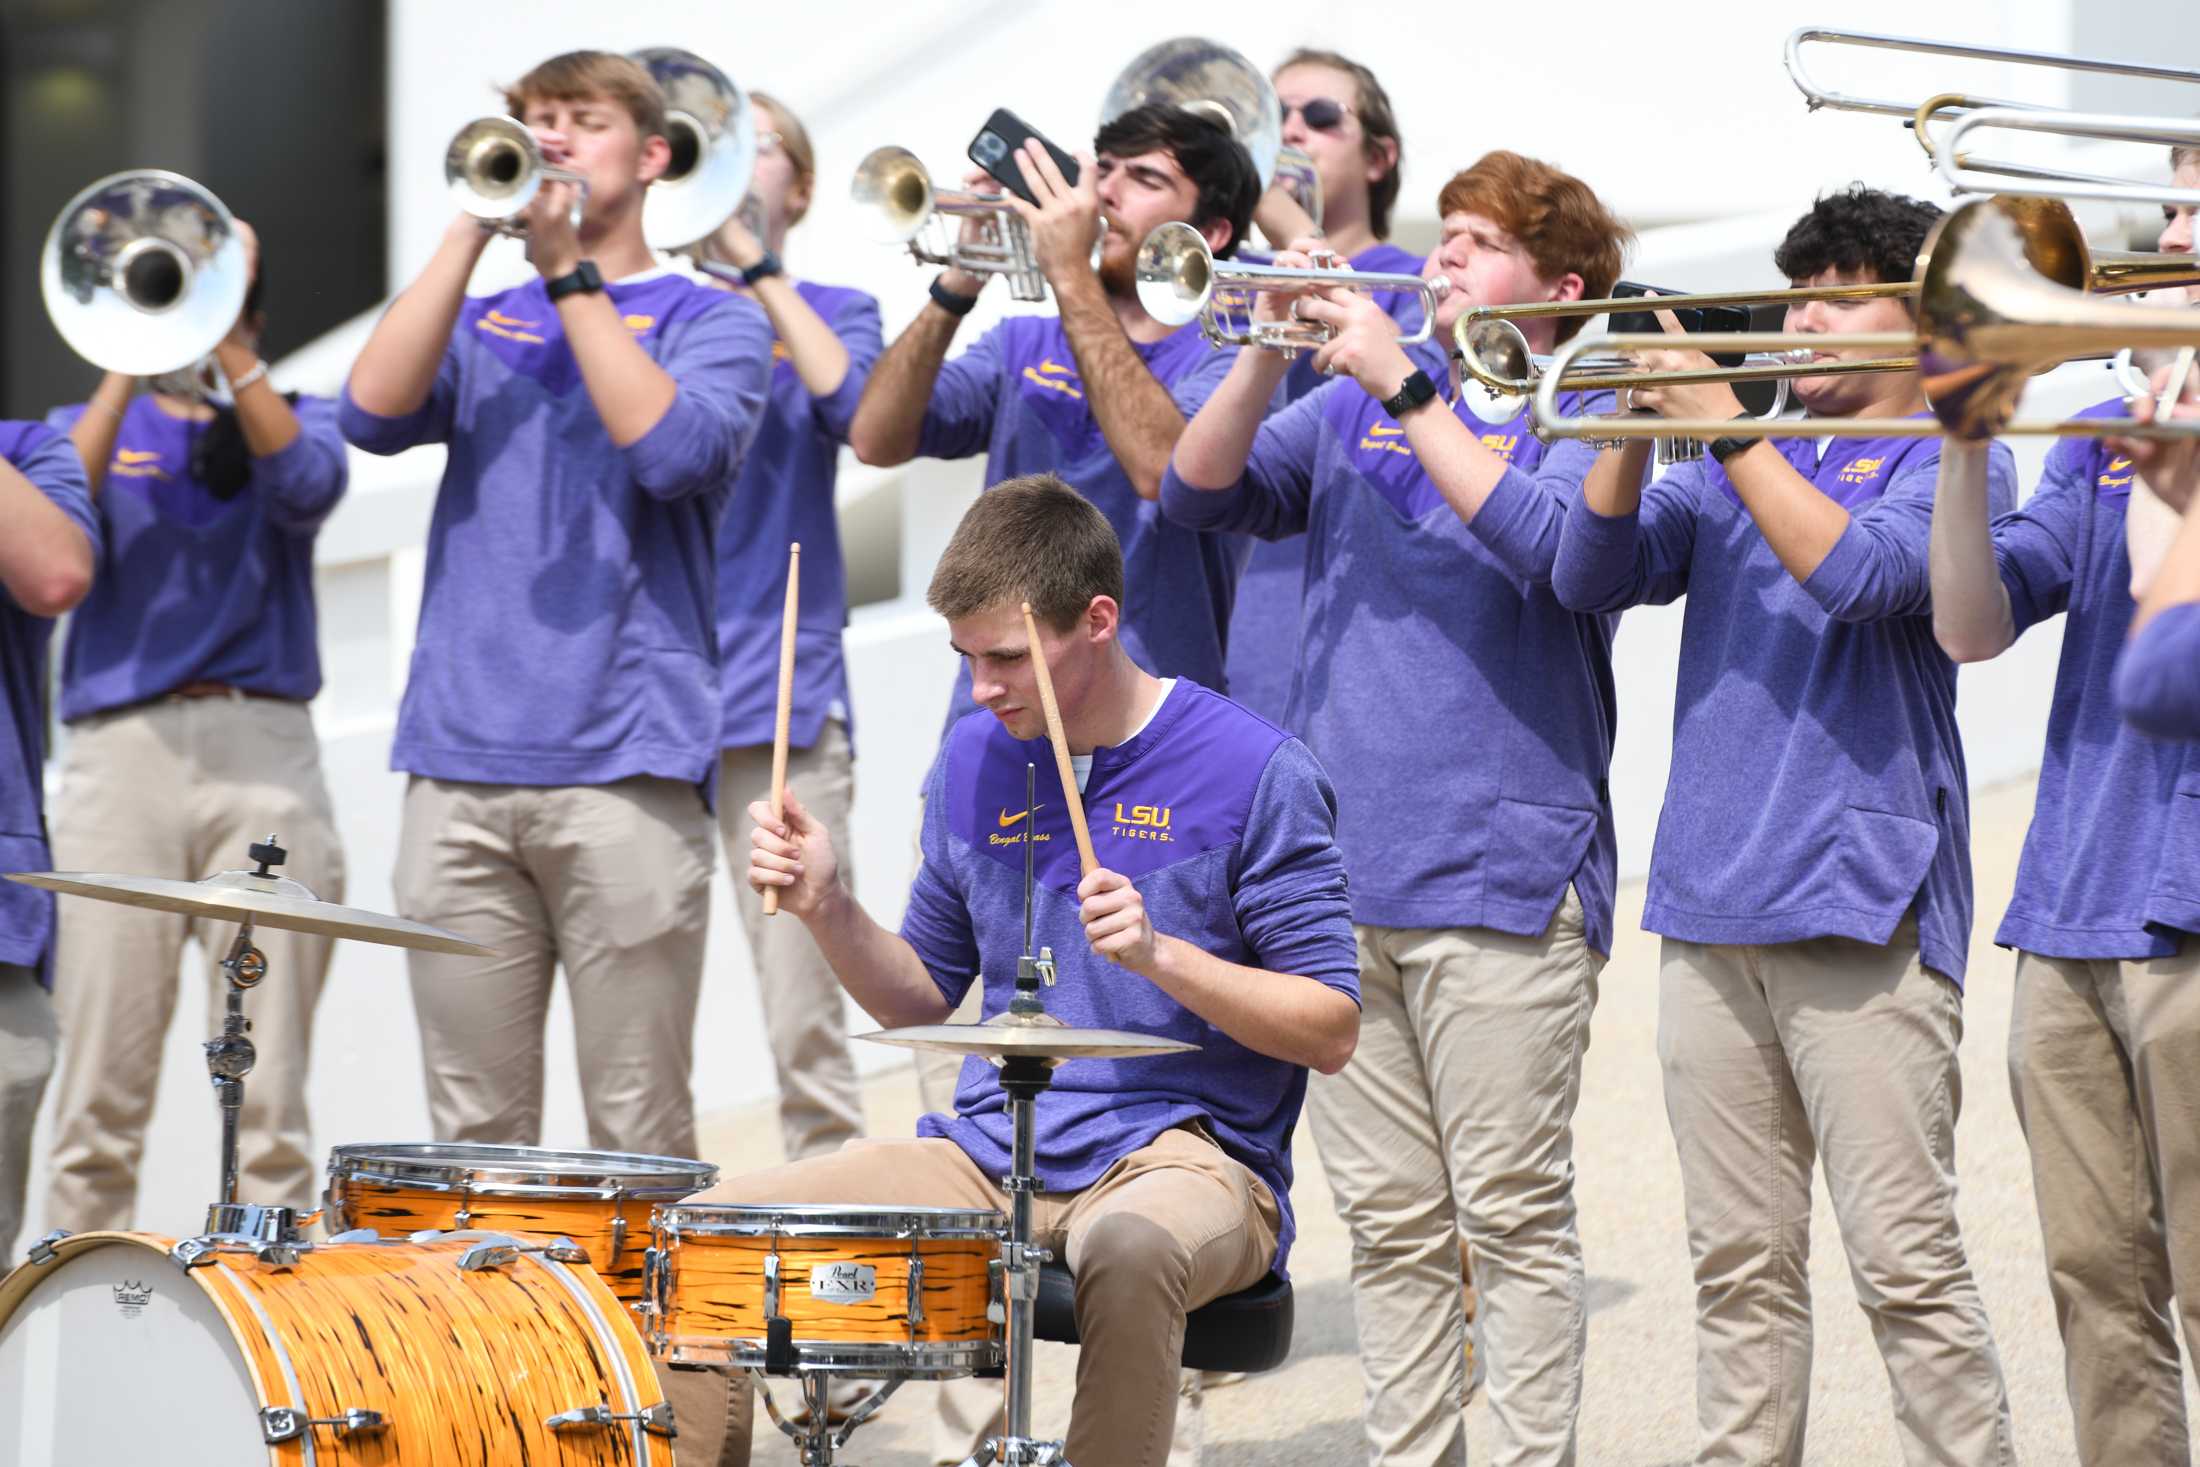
[
  {"xmin": 487, "ymin": 309, "xmax": 540, "ymax": 328},
  {"xmin": 997, "ymin": 806, "xmax": 1045, "ymax": 828},
  {"xmin": 115, "ymin": 449, "xmax": 161, "ymax": 463},
  {"xmin": 1037, "ymin": 359, "xmax": 1075, "ymax": 376},
  {"xmin": 1368, "ymin": 424, "xmax": 1404, "ymax": 436}
]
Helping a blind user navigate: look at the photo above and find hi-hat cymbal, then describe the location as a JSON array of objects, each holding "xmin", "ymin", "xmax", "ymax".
[
  {"xmin": 7, "ymin": 868, "xmax": 495, "ymax": 956},
  {"xmin": 858, "ymin": 1021, "xmax": 1199, "ymax": 1062}
]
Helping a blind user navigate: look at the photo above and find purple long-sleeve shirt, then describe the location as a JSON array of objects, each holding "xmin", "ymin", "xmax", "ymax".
[
  {"xmin": 1993, "ymin": 400, "xmax": 2200, "ymax": 957},
  {"xmin": 0, "ymin": 422, "xmax": 98, "ymax": 984},
  {"xmin": 340, "ymin": 270, "xmax": 771, "ymax": 790},
  {"xmin": 1553, "ymin": 423, "xmax": 2017, "ymax": 985},
  {"xmin": 915, "ymin": 315, "xmax": 1243, "ymax": 733},
  {"xmin": 1226, "ymin": 242, "xmax": 1426, "ymax": 728},
  {"xmin": 1161, "ymin": 336, "xmax": 1620, "ymax": 953},
  {"xmin": 2119, "ymin": 603, "xmax": 2200, "ymax": 741},
  {"xmin": 45, "ymin": 394, "xmax": 346, "ymax": 721},
  {"xmin": 902, "ymin": 681, "xmax": 1360, "ymax": 1275},
  {"xmin": 717, "ymin": 281, "xmax": 882, "ymax": 753}
]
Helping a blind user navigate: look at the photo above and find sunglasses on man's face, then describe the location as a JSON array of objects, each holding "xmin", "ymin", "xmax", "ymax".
[{"xmin": 1280, "ymin": 97, "xmax": 1351, "ymax": 133}]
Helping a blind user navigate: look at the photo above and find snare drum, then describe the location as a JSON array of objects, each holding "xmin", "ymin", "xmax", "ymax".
[
  {"xmin": 0, "ymin": 1229, "xmax": 672, "ymax": 1466},
  {"xmin": 325, "ymin": 1142, "xmax": 716, "ymax": 1307},
  {"xmin": 649, "ymin": 1204, "xmax": 1006, "ymax": 1377}
]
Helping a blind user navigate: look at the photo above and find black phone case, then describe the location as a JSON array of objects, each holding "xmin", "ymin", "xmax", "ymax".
[{"xmin": 968, "ymin": 108, "xmax": 1081, "ymax": 206}]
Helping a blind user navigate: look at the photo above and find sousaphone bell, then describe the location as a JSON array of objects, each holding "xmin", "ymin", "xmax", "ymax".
[
  {"xmin": 632, "ymin": 46, "xmax": 758, "ymax": 252},
  {"xmin": 1102, "ymin": 36, "xmax": 1323, "ymax": 231}
]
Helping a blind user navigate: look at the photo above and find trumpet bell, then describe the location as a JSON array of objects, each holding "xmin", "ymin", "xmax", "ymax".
[
  {"xmin": 633, "ymin": 47, "xmax": 756, "ymax": 251},
  {"xmin": 1134, "ymin": 221, "xmax": 1214, "ymax": 327},
  {"xmin": 851, "ymin": 145, "xmax": 936, "ymax": 244},
  {"xmin": 41, "ymin": 169, "xmax": 248, "ymax": 378},
  {"xmin": 446, "ymin": 115, "xmax": 551, "ymax": 222},
  {"xmin": 1102, "ymin": 37, "xmax": 1283, "ymax": 188}
]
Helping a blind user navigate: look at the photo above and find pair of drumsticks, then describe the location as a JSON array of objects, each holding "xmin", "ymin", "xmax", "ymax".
[{"xmin": 762, "ymin": 546, "xmax": 1095, "ymax": 919}]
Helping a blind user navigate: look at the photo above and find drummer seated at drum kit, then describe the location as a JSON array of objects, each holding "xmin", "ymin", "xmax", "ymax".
[{"xmin": 657, "ymin": 472, "xmax": 1363, "ymax": 1467}]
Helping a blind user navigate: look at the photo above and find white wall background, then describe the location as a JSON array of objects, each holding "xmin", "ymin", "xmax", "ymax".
[{"xmin": 24, "ymin": 0, "xmax": 2196, "ymax": 1239}]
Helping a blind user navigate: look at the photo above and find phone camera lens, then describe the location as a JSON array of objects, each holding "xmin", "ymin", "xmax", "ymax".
[{"xmin": 973, "ymin": 132, "xmax": 1007, "ymax": 165}]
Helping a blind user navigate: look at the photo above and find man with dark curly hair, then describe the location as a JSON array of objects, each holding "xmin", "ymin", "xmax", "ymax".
[{"xmin": 1551, "ymin": 186, "xmax": 2021, "ymax": 1466}]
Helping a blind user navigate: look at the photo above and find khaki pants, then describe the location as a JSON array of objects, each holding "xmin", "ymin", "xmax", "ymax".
[
  {"xmin": 394, "ymin": 775, "xmax": 712, "ymax": 1158},
  {"xmin": 45, "ymin": 698, "xmax": 343, "ymax": 1228},
  {"xmin": 0, "ymin": 965, "xmax": 56, "ymax": 1261},
  {"xmin": 2010, "ymin": 943, "xmax": 2200, "ymax": 1466},
  {"xmin": 657, "ymin": 1128, "xmax": 1278, "ymax": 1467},
  {"xmin": 716, "ymin": 723, "xmax": 863, "ymax": 1162},
  {"xmin": 1659, "ymin": 925, "xmax": 2015, "ymax": 1467},
  {"xmin": 1307, "ymin": 891, "xmax": 1603, "ymax": 1467}
]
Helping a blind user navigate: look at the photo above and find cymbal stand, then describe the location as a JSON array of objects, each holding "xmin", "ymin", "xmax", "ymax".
[
  {"xmin": 966, "ymin": 764, "xmax": 1069, "ymax": 1465},
  {"xmin": 199, "ymin": 836, "xmax": 308, "ymax": 1244}
]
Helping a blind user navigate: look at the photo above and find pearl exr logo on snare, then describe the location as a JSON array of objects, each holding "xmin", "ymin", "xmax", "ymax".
[
  {"xmin": 112, "ymin": 1280, "xmax": 153, "ymax": 1319},
  {"xmin": 1110, "ymin": 802, "xmax": 1175, "ymax": 842},
  {"xmin": 810, "ymin": 1263, "xmax": 878, "ymax": 1305}
]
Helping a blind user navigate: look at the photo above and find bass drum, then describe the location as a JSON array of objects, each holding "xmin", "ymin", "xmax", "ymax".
[{"xmin": 0, "ymin": 1230, "xmax": 674, "ymax": 1466}]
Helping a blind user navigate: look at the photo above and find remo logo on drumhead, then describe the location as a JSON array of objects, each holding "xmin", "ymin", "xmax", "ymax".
[
  {"xmin": 112, "ymin": 1280, "xmax": 153, "ymax": 1319},
  {"xmin": 810, "ymin": 1263, "xmax": 878, "ymax": 1305}
]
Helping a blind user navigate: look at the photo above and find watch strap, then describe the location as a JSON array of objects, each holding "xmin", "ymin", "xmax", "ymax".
[
  {"xmin": 929, "ymin": 274, "xmax": 980, "ymax": 317},
  {"xmin": 740, "ymin": 251, "xmax": 784, "ymax": 286},
  {"xmin": 1708, "ymin": 432, "xmax": 1759, "ymax": 467},
  {"xmin": 545, "ymin": 261, "xmax": 604, "ymax": 301},
  {"xmin": 1381, "ymin": 369, "xmax": 1438, "ymax": 419}
]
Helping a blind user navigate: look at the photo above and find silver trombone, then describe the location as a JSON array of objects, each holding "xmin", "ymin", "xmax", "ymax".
[
  {"xmin": 42, "ymin": 169, "xmax": 249, "ymax": 380},
  {"xmin": 1102, "ymin": 36, "xmax": 1322, "ymax": 233},
  {"xmin": 1134, "ymin": 220, "xmax": 1444, "ymax": 353},
  {"xmin": 1934, "ymin": 108, "xmax": 2200, "ymax": 207},
  {"xmin": 849, "ymin": 145, "xmax": 1055, "ymax": 301},
  {"xmin": 446, "ymin": 115, "xmax": 589, "ymax": 234},
  {"xmin": 632, "ymin": 47, "xmax": 758, "ymax": 256}
]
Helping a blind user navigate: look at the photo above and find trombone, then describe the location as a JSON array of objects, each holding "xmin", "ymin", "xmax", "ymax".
[
  {"xmin": 1934, "ymin": 108, "xmax": 2200, "ymax": 208},
  {"xmin": 1455, "ymin": 198, "xmax": 2200, "ymax": 409},
  {"xmin": 1134, "ymin": 221, "xmax": 1445, "ymax": 353},
  {"xmin": 446, "ymin": 115, "xmax": 589, "ymax": 234},
  {"xmin": 42, "ymin": 169, "xmax": 249, "ymax": 380},
  {"xmin": 1530, "ymin": 199, "xmax": 2200, "ymax": 445}
]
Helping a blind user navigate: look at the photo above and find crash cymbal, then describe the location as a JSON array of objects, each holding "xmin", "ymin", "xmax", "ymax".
[
  {"xmin": 858, "ymin": 1018, "xmax": 1199, "ymax": 1062},
  {"xmin": 8, "ymin": 868, "xmax": 495, "ymax": 956}
]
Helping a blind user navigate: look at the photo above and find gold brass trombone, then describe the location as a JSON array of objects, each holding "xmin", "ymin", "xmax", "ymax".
[
  {"xmin": 1530, "ymin": 199, "xmax": 2200, "ymax": 444},
  {"xmin": 1457, "ymin": 198, "xmax": 2200, "ymax": 410},
  {"xmin": 1134, "ymin": 221, "xmax": 1445, "ymax": 353},
  {"xmin": 446, "ymin": 116, "xmax": 589, "ymax": 235}
]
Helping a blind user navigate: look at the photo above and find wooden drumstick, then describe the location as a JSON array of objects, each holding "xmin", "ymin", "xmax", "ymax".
[
  {"xmin": 1021, "ymin": 601, "xmax": 1098, "ymax": 877},
  {"xmin": 763, "ymin": 542, "xmax": 800, "ymax": 917}
]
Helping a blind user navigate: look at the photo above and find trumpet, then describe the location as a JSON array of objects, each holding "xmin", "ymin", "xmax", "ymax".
[
  {"xmin": 849, "ymin": 145, "xmax": 1056, "ymax": 302},
  {"xmin": 1455, "ymin": 198, "xmax": 2200, "ymax": 409},
  {"xmin": 1102, "ymin": 36, "xmax": 1322, "ymax": 233},
  {"xmin": 1530, "ymin": 198, "xmax": 2200, "ymax": 445},
  {"xmin": 446, "ymin": 115, "xmax": 589, "ymax": 235},
  {"xmin": 41, "ymin": 169, "xmax": 249, "ymax": 379},
  {"xmin": 631, "ymin": 47, "xmax": 758, "ymax": 256},
  {"xmin": 1135, "ymin": 221, "xmax": 1444, "ymax": 353}
]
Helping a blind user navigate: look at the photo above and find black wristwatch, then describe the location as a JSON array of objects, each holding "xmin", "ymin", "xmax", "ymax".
[
  {"xmin": 929, "ymin": 274, "xmax": 980, "ymax": 317},
  {"xmin": 545, "ymin": 261, "xmax": 605, "ymax": 301},
  {"xmin": 1381, "ymin": 369, "xmax": 1439, "ymax": 420},
  {"xmin": 740, "ymin": 251, "xmax": 784, "ymax": 286},
  {"xmin": 1708, "ymin": 430, "xmax": 1762, "ymax": 468}
]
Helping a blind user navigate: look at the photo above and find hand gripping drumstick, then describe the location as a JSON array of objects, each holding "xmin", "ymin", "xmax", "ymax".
[
  {"xmin": 763, "ymin": 543, "xmax": 800, "ymax": 916},
  {"xmin": 1021, "ymin": 601, "xmax": 1098, "ymax": 877}
]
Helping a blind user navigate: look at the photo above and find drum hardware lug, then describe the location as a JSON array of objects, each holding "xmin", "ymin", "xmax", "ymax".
[
  {"xmin": 260, "ymin": 1406, "xmax": 388, "ymax": 1444},
  {"xmin": 170, "ymin": 1237, "xmax": 220, "ymax": 1270},
  {"xmin": 204, "ymin": 1202, "xmax": 311, "ymax": 1245},
  {"xmin": 252, "ymin": 1240, "xmax": 302, "ymax": 1269},
  {"xmin": 609, "ymin": 1208, "xmax": 628, "ymax": 1263},
  {"xmin": 987, "ymin": 1259, "xmax": 1006, "ymax": 1324},
  {"xmin": 25, "ymin": 1229, "xmax": 68, "ymax": 1266},
  {"xmin": 545, "ymin": 1401, "xmax": 678, "ymax": 1438},
  {"xmin": 763, "ymin": 1251, "xmax": 781, "ymax": 1317},
  {"xmin": 908, "ymin": 1256, "xmax": 926, "ymax": 1327},
  {"xmin": 764, "ymin": 1315, "xmax": 797, "ymax": 1376},
  {"xmin": 457, "ymin": 1237, "xmax": 590, "ymax": 1272},
  {"xmin": 450, "ymin": 1206, "xmax": 472, "ymax": 1229}
]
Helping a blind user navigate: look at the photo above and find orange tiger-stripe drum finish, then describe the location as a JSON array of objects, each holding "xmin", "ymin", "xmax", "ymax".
[
  {"xmin": 325, "ymin": 1143, "xmax": 717, "ymax": 1308},
  {"xmin": 649, "ymin": 1204, "xmax": 1006, "ymax": 1377},
  {"xmin": 0, "ymin": 1229, "xmax": 673, "ymax": 1465}
]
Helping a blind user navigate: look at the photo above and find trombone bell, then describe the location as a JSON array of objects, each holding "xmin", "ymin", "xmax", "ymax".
[{"xmin": 41, "ymin": 169, "xmax": 249, "ymax": 378}]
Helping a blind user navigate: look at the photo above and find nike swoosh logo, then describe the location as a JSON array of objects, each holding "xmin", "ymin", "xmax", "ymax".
[
  {"xmin": 1368, "ymin": 424, "xmax": 1404, "ymax": 436},
  {"xmin": 115, "ymin": 449, "xmax": 161, "ymax": 463},
  {"xmin": 1037, "ymin": 359, "xmax": 1075, "ymax": 375},
  {"xmin": 997, "ymin": 804, "xmax": 1050, "ymax": 828}
]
